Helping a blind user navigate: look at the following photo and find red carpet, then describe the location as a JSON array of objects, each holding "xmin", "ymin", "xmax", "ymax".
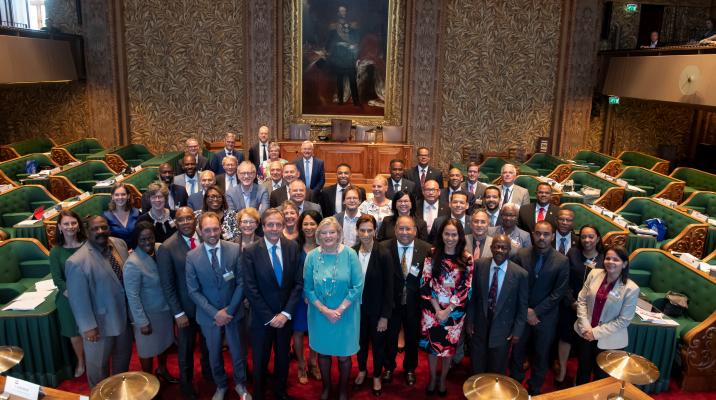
[{"xmin": 57, "ymin": 339, "xmax": 716, "ymax": 399}]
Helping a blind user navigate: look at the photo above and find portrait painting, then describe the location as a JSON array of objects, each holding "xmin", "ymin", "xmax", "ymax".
[{"xmin": 300, "ymin": 0, "xmax": 391, "ymax": 118}]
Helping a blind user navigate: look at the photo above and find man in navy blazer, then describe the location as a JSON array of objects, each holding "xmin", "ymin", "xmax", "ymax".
[
  {"xmin": 226, "ymin": 161, "xmax": 269, "ymax": 214},
  {"xmin": 141, "ymin": 163, "xmax": 188, "ymax": 212},
  {"xmin": 509, "ymin": 220, "xmax": 568, "ymax": 395},
  {"xmin": 243, "ymin": 208, "xmax": 303, "ymax": 400},
  {"xmin": 157, "ymin": 207, "xmax": 212, "ymax": 399},
  {"xmin": 186, "ymin": 212, "xmax": 250, "ymax": 400},
  {"xmin": 517, "ymin": 182, "xmax": 558, "ymax": 233},
  {"xmin": 248, "ymin": 125, "xmax": 271, "ymax": 172},
  {"xmin": 405, "ymin": 146, "xmax": 443, "ymax": 190},
  {"xmin": 294, "ymin": 140, "xmax": 325, "ymax": 196},
  {"xmin": 210, "ymin": 132, "xmax": 244, "ymax": 174},
  {"xmin": 66, "ymin": 215, "xmax": 131, "ymax": 387}
]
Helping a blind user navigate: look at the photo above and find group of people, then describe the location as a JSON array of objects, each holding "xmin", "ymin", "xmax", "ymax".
[{"xmin": 49, "ymin": 127, "xmax": 640, "ymax": 400}]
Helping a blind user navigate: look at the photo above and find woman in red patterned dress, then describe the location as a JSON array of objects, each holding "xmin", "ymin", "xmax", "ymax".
[{"xmin": 419, "ymin": 218, "xmax": 474, "ymax": 396}]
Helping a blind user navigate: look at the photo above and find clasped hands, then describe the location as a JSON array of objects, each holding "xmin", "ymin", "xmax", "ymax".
[
  {"xmin": 214, "ymin": 308, "xmax": 233, "ymax": 326},
  {"xmin": 320, "ymin": 305, "xmax": 343, "ymax": 324}
]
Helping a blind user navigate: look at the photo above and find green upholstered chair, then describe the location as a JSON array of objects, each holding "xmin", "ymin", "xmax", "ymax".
[
  {"xmin": 571, "ymin": 149, "xmax": 623, "ymax": 176},
  {"xmin": 523, "ymin": 153, "xmax": 573, "ymax": 182},
  {"xmin": 0, "ymin": 238, "xmax": 51, "ymax": 304},
  {"xmin": 616, "ymin": 166, "xmax": 685, "ymax": 203},
  {"xmin": 0, "ymin": 154, "xmax": 58, "ymax": 186},
  {"xmin": 616, "ymin": 197, "xmax": 708, "ymax": 258},
  {"xmin": 47, "ymin": 160, "xmax": 116, "ymax": 200},
  {"xmin": 88, "ymin": 144, "xmax": 155, "ymax": 173},
  {"xmin": 559, "ymin": 203, "xmax": 629, "ymax": 247},
  {"xmin": 514, "ymin": 175, "xmax": 561, "ymax": 205},
  {"xmin": 617, "ymin": 151, "xmax": 670, "ymax": 175},
  {"xmin": 50, "ymin": 138, "xmax": 105, "ymax": 165},
  {"xmin": 564, "ymin": 171, "xmax": 625, "ymax": 211},
  {"xmin": 44, "ymin": 194, "xmax": 111, "ymax": 248},
  {"xmin": 680, "ymin": 191, "xmax": 716, "ymax": 217},
  {"xmin": 705, "ymin": 249, "xmax": 716, "ymax": 265},
  {"xmin": 0, "ymin": 137, "xmax": 56, "ymax": 162},
  {"xmin": 479, "ymin": 157, "xmax": 538, "ymax": 184},
  {"xmin": 671, "ymin": 167, "xmax": 716, "ymax": 198},
  {"xmin": 141, "ymin": 151, "xmax": 184, "ymax": 173},
  {"xmin": 94, "ymin": 167, "xmax": 158, "ymax": 209},
  {"xmin": 628, "ymin": 249, "xmax": 716, "ymax": 391},
  {"xmin": 0, "ymin": 186, "xmax": 59, "ymax": 230}
]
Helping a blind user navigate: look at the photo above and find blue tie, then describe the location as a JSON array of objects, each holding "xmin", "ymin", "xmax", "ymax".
[
  {"xmin": 271, "ymin": 244, "xmax": 283, "ymax": 285},
  {"xmin": 188, "ymin": 178, "xmax": 196, "ymax": 195},
  {"xmin": 305, "ymin": 159, "xmax": 311, "ymax": 189},
  {"xmin": 210, "ymin": 248, "xmax": 221, "ymax": 279},
  {"xmin": 534, "ymin": 253, "xmax": 545, "ymax": 277}
]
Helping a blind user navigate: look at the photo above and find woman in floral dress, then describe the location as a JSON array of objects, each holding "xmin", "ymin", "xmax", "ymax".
[{"xmin": 419, "ymin": 218, "xmax": 474, "ymax": 396}]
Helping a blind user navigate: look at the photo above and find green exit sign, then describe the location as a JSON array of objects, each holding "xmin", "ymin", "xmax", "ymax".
[
  {"xmin": 609, "ymin": 96, "xmax": 620, "ymax": 105},
  {"xmin": 625, "ymin": 4, "xmax": 638, "ymax": 12}
]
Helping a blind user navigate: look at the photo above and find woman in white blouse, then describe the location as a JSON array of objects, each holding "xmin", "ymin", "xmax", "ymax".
[{"xmin": 358, "ymin": 175, "xmax": 393, "ymax": 231}]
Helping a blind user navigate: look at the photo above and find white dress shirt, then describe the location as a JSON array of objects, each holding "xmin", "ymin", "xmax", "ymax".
[
  {"xmin": 423, "ymin": 200, "xmax": 439, "ymax": 231},
  {"xmin": 556, "ymin": 231, "xmax": 572, "ymax": 254}
]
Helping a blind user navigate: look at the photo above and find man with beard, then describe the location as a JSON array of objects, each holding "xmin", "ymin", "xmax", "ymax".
[
  {"xmin": 482, "ymin": 186, "xmax": 502, "ymax": 227},
  {"xmin": 319, "ymin": 163, "xmax": 366, "ymax": 217},
  {"xmin": 142, "ymin": 163, "xmax": 188, "ymax": 212},
  {"xmin": 66, "ymin": 215, "xmax": 131, "ymax": 387},
  {"xmin": 441, "ymin": 167, "xmax": 476, "ymax": 209}
]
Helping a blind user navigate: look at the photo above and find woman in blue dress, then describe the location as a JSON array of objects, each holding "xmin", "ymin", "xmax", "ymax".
[
  {"xmin": 304, "ymin": 216, "xmax": 364, "ymax": 400},
  {"xmin": 293, "ymin": 210, "xmax": 323, "ymax": 385},
  {"xmin": 104, "ymin": 183, "xmax": 139, "ymax": 247}
]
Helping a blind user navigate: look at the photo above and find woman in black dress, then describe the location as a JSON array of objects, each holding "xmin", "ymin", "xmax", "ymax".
[
  {"xmin": 554, "ymin": 224, "xmax": 604, "ymax": 387},
  {"xmin": 376, "ymin": 189, "xmax": 428, "ymax": 241}
]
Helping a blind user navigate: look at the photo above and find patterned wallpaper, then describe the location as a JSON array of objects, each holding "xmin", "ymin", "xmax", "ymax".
[
  {"xmin": 123, "ymin": 0, "xmax": 247, "ymax": 152},
  {"xmin": 438, "ymin": 0, "xmax": 562, "ymax": 169}
]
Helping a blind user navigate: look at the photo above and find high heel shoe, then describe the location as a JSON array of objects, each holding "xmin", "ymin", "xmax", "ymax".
[
  {"xmin": 297, "ymin": 365, "xmax": 308, "ymax": 385},
  {"xmin": 372, "ymin": 377, "xmax": 382, "ymax": 397},
  {"xmin": 74, "ymin": 364, "xmax": 85, "ymax": 378},
  {"xmin": 353, "ymin": 371, "xmax": 367, "ymax": 389},
  {"xmin": 155, "ymin": 368, "xmax": 179, "ymax": 384}
]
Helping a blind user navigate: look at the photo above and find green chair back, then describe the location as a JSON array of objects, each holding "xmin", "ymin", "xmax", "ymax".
[
  {"xmin": 0, "ymin": 186, "xmax": 59, "ymax": 227},
  {"xmin": 618, "ymin": 151, "xmax": 669, "ymax": 173},
  {"xmin": 671, "ymin": 167, "xmax": 716, "ymax": 196},
  {"xmin": 0, "ymin": 154, "xmax": 57, "ymax": 185}
]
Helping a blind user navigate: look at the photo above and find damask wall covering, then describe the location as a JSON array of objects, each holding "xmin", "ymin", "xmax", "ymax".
[{"xmin": 439, "ymin": 0, "xmax": 562, "ymax": 170}]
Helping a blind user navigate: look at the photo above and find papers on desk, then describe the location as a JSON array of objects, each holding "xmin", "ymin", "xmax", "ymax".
[
  {"xmin": 636, "ymin": 306, "xmax": 679, "ymax": 326},
  {"xmin": 35, "ymin": 279, "xmax": 56, "ymax": 291},
  {"xmin": 628, "ymin": 225, "xmax": 658, "ymax": 236},
  {"xmin": 626, "ymin": 184, "xmax": 646, "ymax": 193},
  {"xmin": 14, "ymin": 218, "xmax": 42, "ymax": 227},
  {"xmin": 3, "ymin": 290, "xmax": 53, "ymax": 311},
  {"xmin": 95, "ymin": 178, "xmax": 116, "ymax": 187}
]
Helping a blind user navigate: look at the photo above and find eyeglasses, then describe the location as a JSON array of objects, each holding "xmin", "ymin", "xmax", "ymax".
[{"xmin": 207, "ymin": 195, "xmax": 223, "ymax": 200}]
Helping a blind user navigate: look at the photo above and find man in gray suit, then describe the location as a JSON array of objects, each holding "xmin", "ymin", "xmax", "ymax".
[
  {"xmin": 488, "ymin": 203, "xmax": 531, "ymax": 254},
  {"xmin": 66, "ymin": 215, "xmax": 132, "ymax": 387},
  {"xmin": 226, "ymin": 161, "xmax": 269, "ymax": 214},
  {"xmin": 278, "ymin": 180, "xmax": 322, "ymax": 215},
  {"xmin": 261, "ymin": 160, "xmax": 285, "ymax": 194},
  {"xmin": 500, "ymin": 164, "xmax": 529, "ymax": 208},
  {"xmin": 175, "ymin": 154, "xmax": 201, "ymax": 197},
  {"xmin": 157, "ymin": 207, "xmax": 212, "ymax": 399},
  {"xmin": 467, "ymin": 235, "xmax": 528, "ymax": 374},
  {"xmin": 188, "ymin": 170, "xmax": 217, "ymax": 210},
  {"xmin": 462, "ymin": 162, "xmax": 488, "ymax": 207},
  {"xmin": 465, "ymin": 210, "xmax": 494, "ymax": 260},
  {"xmin": 186, "ymin": 212, "xmax": 250, "ymax": 400}
]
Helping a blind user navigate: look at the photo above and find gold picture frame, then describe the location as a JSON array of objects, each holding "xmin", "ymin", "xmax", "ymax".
[{"xmin": 288, "ymin": 0, "xmax": 402, "ymax": 126}]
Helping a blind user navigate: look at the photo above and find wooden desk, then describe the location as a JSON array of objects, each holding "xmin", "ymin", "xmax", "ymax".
[
  {"xmin": 534, "ymin": 377, "xmax": 653, "ymax": 399},
  {"xmin": 278, "ymin": 141, "xmax": 413, "ymax": 183},
  {"xmin": 0, "ymin": 375, "xmax": 81, "ymax": 399}
]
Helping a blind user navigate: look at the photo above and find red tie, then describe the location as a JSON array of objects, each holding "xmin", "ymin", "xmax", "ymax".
[
  {"xmin": 420, "ymin": 170, "xmax": 426, "ymax": 186},
  {"xmin": 189, "ymin": 237, "xmax": 197, "ymax": 249},
  {"xmin": 537, "ymin": 207, "xmax": 545, "ymax": 222}
]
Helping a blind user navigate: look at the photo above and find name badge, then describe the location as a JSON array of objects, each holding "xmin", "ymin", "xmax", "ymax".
[
  {"xmin": 409, "ymin": 265, "xmax": 420, "ymax": 277},
  {"xmin": 223, "ymin": 271, "xmax": 235, "ymax": 282}
]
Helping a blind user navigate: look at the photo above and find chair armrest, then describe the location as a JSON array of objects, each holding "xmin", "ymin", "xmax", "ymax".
[
  {"xmin": 680, "ymin": 312, "xmax": 716, "ymax": 391},
  {"xmin": 662, "ymin": 223, "xmax": 708, "ymax": 259},
  {"xmin": 654, "ymin": 181, "xmax": 685, "ymax": 203}
]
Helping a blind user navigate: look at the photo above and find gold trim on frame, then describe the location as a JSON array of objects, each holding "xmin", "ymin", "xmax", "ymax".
[{"xmin": 289, "ymin": 0, "xmax": 401, "ymax": 126}]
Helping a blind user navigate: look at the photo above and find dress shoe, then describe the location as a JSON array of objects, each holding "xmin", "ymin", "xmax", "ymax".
[
  {"xmin": 155, "ymin": 368, "xmax": 179, "ymax": 384},
  {"xmin": 406, "ymin": 371, "xmax": 416, "ymax": 386},
  {"xmin": 381, "ymin": 370, "xmax": 393, "ymax": 383},
  {"xmin": 212, "ymin": 387, "xmax": 227, "ymax": 400},
  {"xmin": 353, "ymin": 371, "xmax": 367, "ymax": 389},
  {"xmin": 438, "ymin": 388, "xmax": 448, "ymax": 397},
  {"xmin": 235, "ymin": 384, "xmax": 252, "ymax": 400},
  {"xmin": 372, "ymin": 386, "xmax": 382, "ymax": 397}
]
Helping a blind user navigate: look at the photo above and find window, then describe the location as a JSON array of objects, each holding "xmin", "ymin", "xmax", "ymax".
[{"xmin": 1, "ymin": 0, "xmax": 46, "ymax": 30}]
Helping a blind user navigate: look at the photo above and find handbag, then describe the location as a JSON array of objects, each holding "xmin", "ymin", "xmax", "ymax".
[{"xmin": 663, "ymin": 291, "xmax": 688, "ymax": 317}]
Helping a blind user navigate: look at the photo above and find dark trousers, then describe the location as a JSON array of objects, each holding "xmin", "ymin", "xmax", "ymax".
[
  {"xmin": 177, "ymin": 317, "xmax": 211, "ymax": 393},
  {"xmin": 509, "ymin": 320, "xmax": 557, "ymax": 394},
  {"xmin": 575, "ymin": 337, "xmax": 611, "ymax": 385},
  {"xmin": 251, "ymin": 323, "xmax": 292, "ymax": 400},
  {"xmin": 357, "ymin": 308, "xmax": 387, "ymax": 378},
  {"xmin": 335, "ymin": 67, "xmax": 360, "ymax": 105},
  {"xmin": 385, "ymin": 302, "xmax": 420, "ymax": 373},
  {"xmin": 470, "ymin": 334, "xmax": 510, "ymax": 375}
]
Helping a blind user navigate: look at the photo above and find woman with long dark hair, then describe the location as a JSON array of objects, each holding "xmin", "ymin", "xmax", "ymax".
[{"xmin": 377, "ymin": 189, "xmax": 428, "ymax": 241}]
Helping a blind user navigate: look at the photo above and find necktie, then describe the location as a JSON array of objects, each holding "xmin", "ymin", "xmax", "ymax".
[
  {"xmin": 401, "ymin": 246, "xmax": 408, "ymax": 276},
  {"xmin": 229, "ymin": 176, "xmax": 235, "ymax": 188},
  {"xmin": 487, "ymin": 267, "xmax": 499, "ymax": 319},
  {"xmin": 534, "ymin": 253, "xmax": 545, "ymax": 277},
  {"xmin": 394, "ymin": 183, "xmax": 400, "ymax": 192},
  {"xmin": 108, "ymin": 250, "xmax": 123, "ymax": 283},
  {"xmin": 469, "ymin": 183, "xmax": 474, "ymax": 194},
  {"xmin": 473, "ymin": 238, "xmax": 481, "ymax": 260},
  {"xmin": 188, "ymin": 178, "xmax": 196, "ymax": 195},
  {"xmin": 210, "ymin": 248, "xmax": 221, "ymax": 277},
  {"xmin": 503, "ymin": 187, "xmax": 511, "ymax": 203},
  {"xmin": 262, "ymin": 144, "xmax": 268, "ymax": 162},
  {"xmin": 305, "ymin": 160, "xmax": 311, "ymax": 188},
  {"xmin": 426, "ymin": 205, "xmax": 436, "ymax": 232},
  {"xmin": 490, "ymin": 213, "xmax": 497, "ymax": 226},
  {"xmin": 420, "ymin": 170, "xmax": 426, "ymax": 186},
  {"xmin": 189, "ymin": 236, "xmax": 197, "ymax": 250},
  {"xmin": 559, "ymin": 237, "xmax": 567, "ymax": 255},
  {"xmin": 336, "ymin": 188, "xmax": 343, "ymax": 214},
  {"xmin": 537, "ymin": 207, "xmax": 545, "ymax": 222},
  {"xmin": 271, "ymin": 244, "xmax": 283, "ymax": 285},
  {"xmin": 273, "ymin": 182, "xmax": 280, "ymax": 190}
]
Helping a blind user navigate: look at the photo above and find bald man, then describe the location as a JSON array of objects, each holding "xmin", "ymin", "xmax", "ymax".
[
  {"xmin": 179, "ymin": 138, "xmax": 210, "ymax": 172},
  {"xmin": 249, "ymin": 126, "xmax": 271, "ymax": 172}
]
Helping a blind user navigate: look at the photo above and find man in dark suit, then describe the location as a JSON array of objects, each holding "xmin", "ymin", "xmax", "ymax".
[
  {"xmin": 428, "ymin": 191, "xmax": 472, "ymax": 243},
  {"xmin": 270, "ymin": 163, "xmax": 314, "ymax": 207},
  {"xmin": 483, "ymin": 186, "xmax": 502, "ymax": 227},
  {"xmin": 187, "ymin": 170, "xmax": 216, "ymax": 210},
  {"xmin": 319, "ymin": 163, "xmax": 366, "ymax": 217},
  {"xmin": 243, "ymin": 208, "xmax": 303, "ymax": 400},
  {"xmin": 210, "ymin": 132, "xmax": 244, "ymax": 174},
  {"xmin": 518, "ymin": 182, "xmax": 558, "ymax": 233},
  {"xmin": 156, "ymin": 207, "xmax": 212, "ymax": 399},
  {"xmin": 279, "ymin": 180, "xmax": 322, "ymax": 216},
  {"xmin": 467, "ymin": 235, "xmax": 528, "ymax": 374},
  {"xmin": 66, "ymin": 215, "xmax": 131, "ymax": 387},
  {"xmin": 381, "ymin": 216, "xmax": 432, "ymax": 387},
  {"xmin": 509, "ymin": 220, "xmax": 569, "ymax": 395},
  {"xmin": 262, "ymin": 160, "xmax": 285, "ymax": 195},
  {"xmin": 462, "ymin": 162, "xmax": 488, "ymax": 207},
  {"xmin": 226, "ymin": 161, "xmax": 269, "ymax": 214},
  {"xmin": 405, "ymin": 146, "xmax": 443, "ymax": 189},
  {"xmin": 215, "ymin": 155, "xmax": 240, "ymax": 193},
  {"xmin": 141, "ymin": 162, "xmax": 188, "ymax": 212},
  {"xmin": 178, "ymin": 138, "xmax": 210, "ymax": 172},
  {"xmin": 416, "ymin": 180, "xmax": 449, "ymax": 234},
  {"xmin": 440, "ymin": 167, "xmax": 476, "ymax": 209},
  {"xmin": 386, "ymin": 159, "xmax": 418, "ymax": 200},
  {"xmin": 553, "ymin": 208, "xmax": 578, "ymax": 255},
  {"xmin": 186, "ymin": 212, "xmax": 249, "ymax": 400},
  {"xmin": 294, "ymin": 140, "xmax": 325, "ymax": 195},
  {"xmin": 248, "ymin": 125, "xmax": 271, "ymax": 172}
]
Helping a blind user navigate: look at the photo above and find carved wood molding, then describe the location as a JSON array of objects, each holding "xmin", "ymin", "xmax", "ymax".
[
  {"xmin": 595, "ymin": 187, "xmax": 625, "ymax": 212},
  {"xmin": 0, "ymin": 170, "xmax": 18, "ymax": 187},
  {"xmin": 104, "ymin": 154, "xmax": 128, "ymax": 173},
  {"xmin": 681, "ymin": 314, "xmax": 716, "ymax": 391},
  {"xmin": 44, "ymin": 220, "xmax": 58, "ymax": 249},
  {"xmin": 551, "ymin": 193, "xmax": 562, "ymax": 206},
  {"xmin": 652, "ymin": 160, "xmax": 670, "ymax": 175},
  {"xmin": 247, "ymin": 0, "xmax": 278, "ymax": 140},
  {"xmin": 663, "ymin": 224, "xmax": 707, "ymax": 259},
  {"xmin": 548, "ymin": 164, "xmax": 573, "ymax": 183},
  {"xmin": 603, "ymin": 231, "xmax": 627, "ymax": 248},
  {"xmin": 655, "ymin": 182, "xmax": 685, "ymax": 204},
  {"xmin": 126, "ymin": 184, "xmax": 143, "ymax": 210},
  {"xmin": 600, "ymin": 160, "xmax": 622, "ymax": 177},
  {"xmin": 50, "ymin": 148, "xmax": 78, "ymax": 166},
  {"xmin": 48, "ymin": 176, "xmax": 82, "ymax": 201},
  {"xmin": 0, "ymin": 147, "xmax": 20, "ymax": 162}
]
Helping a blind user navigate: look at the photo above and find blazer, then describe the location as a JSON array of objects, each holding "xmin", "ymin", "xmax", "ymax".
[
  {"xmin": 465, "ymin": 234, "xmax": 494, "ymax": 260},
  {"xmin": 487, "ymin": 225, "xmax": 532, "ymax": 254},
  {"xmin": 187, "ymin": 190, "xmax": 206, "ymax": 210},
  {"xmin": 575, "ymin": 269, "xmax": 639, "ymax": 349},
  {"xmin": 380, "ymin": 238, "xmax": 432, "ymax": 308},
  {"xmin": 157, "ymin": 232, "xmax": 199, "ymax": 318},
  {"xmin": 185, "ymin": 240, "xmax": 245, "ymax": 326},
  {"xmin": 406, "ymin": 165, "xmax": 443, "ymax": 188},
  {"xmin": 249, "ymin": 142, "xmax": 269, "ymax": 172},
  {"xmin": 462, "ymin": 181, "xmax": 488, "ymax": 202},
  {"xmin": 278, "ymin": 200, "xmax": 322, "ymax": 216},
  {"xmin": 319, "ymin": 184, "xmax": 367, "ymax": 217},
  {"xmin": 510, "ymin": 247, "xmax": 569, "ymax": 323},
  {"xmin": 295, "ymin": 157, "xmax": 326, "ymax": 191},
  {"xmin": 262, "ymin": 179, "xmax": 282, "ymax": 194},
  {"xmin": 209, "ymin": 149, "xmax": 244, "ymax": 175},
  {"xmin": 243, "ymin": 237, "xmax": 304, "ymax": 327},
  {"xmin": 386, "ymin": 178, "xmax": 419, "ymax": 200},
  {"xmin": 552, "ymin": 232, "xmax": 580, "ymax": 252},
  {"xmin": 141, "ymin": 183, "xmax": 188, "ymax": 212},
  {"xmin": 439, "ymin": 188, "xmax": 476, "ymax": 209},
  {"xmin": 352, "ymin": 242, "xmax": 393, "ymax": 318},
  {"xmin": 66, "ymin": 238, "xmax": 130, "ymax": 336},
  {"xmin": 469, "ymin": 258, "xmax": 528, "ymax": 348},
  {"xmin": 173, "ymin": 173, "xmax": 201, "ymax": 196},
  {"xmin": 415, "ymin": 199, "xmax": 450, "ymax": 223},
  {"xmin": 518, "ymin": 202, "xmax": 559, "ymax": 232},
  {"xmin": 226, "ymin": 183, "xmax": 270, "ymax": 214},
  {"xmin": 179, "ymin": 154, "xmax": 209, "ymax": 172},
  {"xmin": 376, "ymin": 215, "xmax": 428, "ymax": 242},
  {"xmin": 123, "ymin": 246, "xmax": 170, "ymax": 327},
  {"xmin": 501, "ymin": 184, "xmax": 530, "ymax": 208},
  {"xmin": 215, "ymin": 173, "xmax": 239, "ymax": 193},
  {"xmin": 428, "ymin": 214, "xmax": 472, "ymax": 243},
  {"xmin": 269, "ymin": 184, "xmax": 314, "ymax": 208}
]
